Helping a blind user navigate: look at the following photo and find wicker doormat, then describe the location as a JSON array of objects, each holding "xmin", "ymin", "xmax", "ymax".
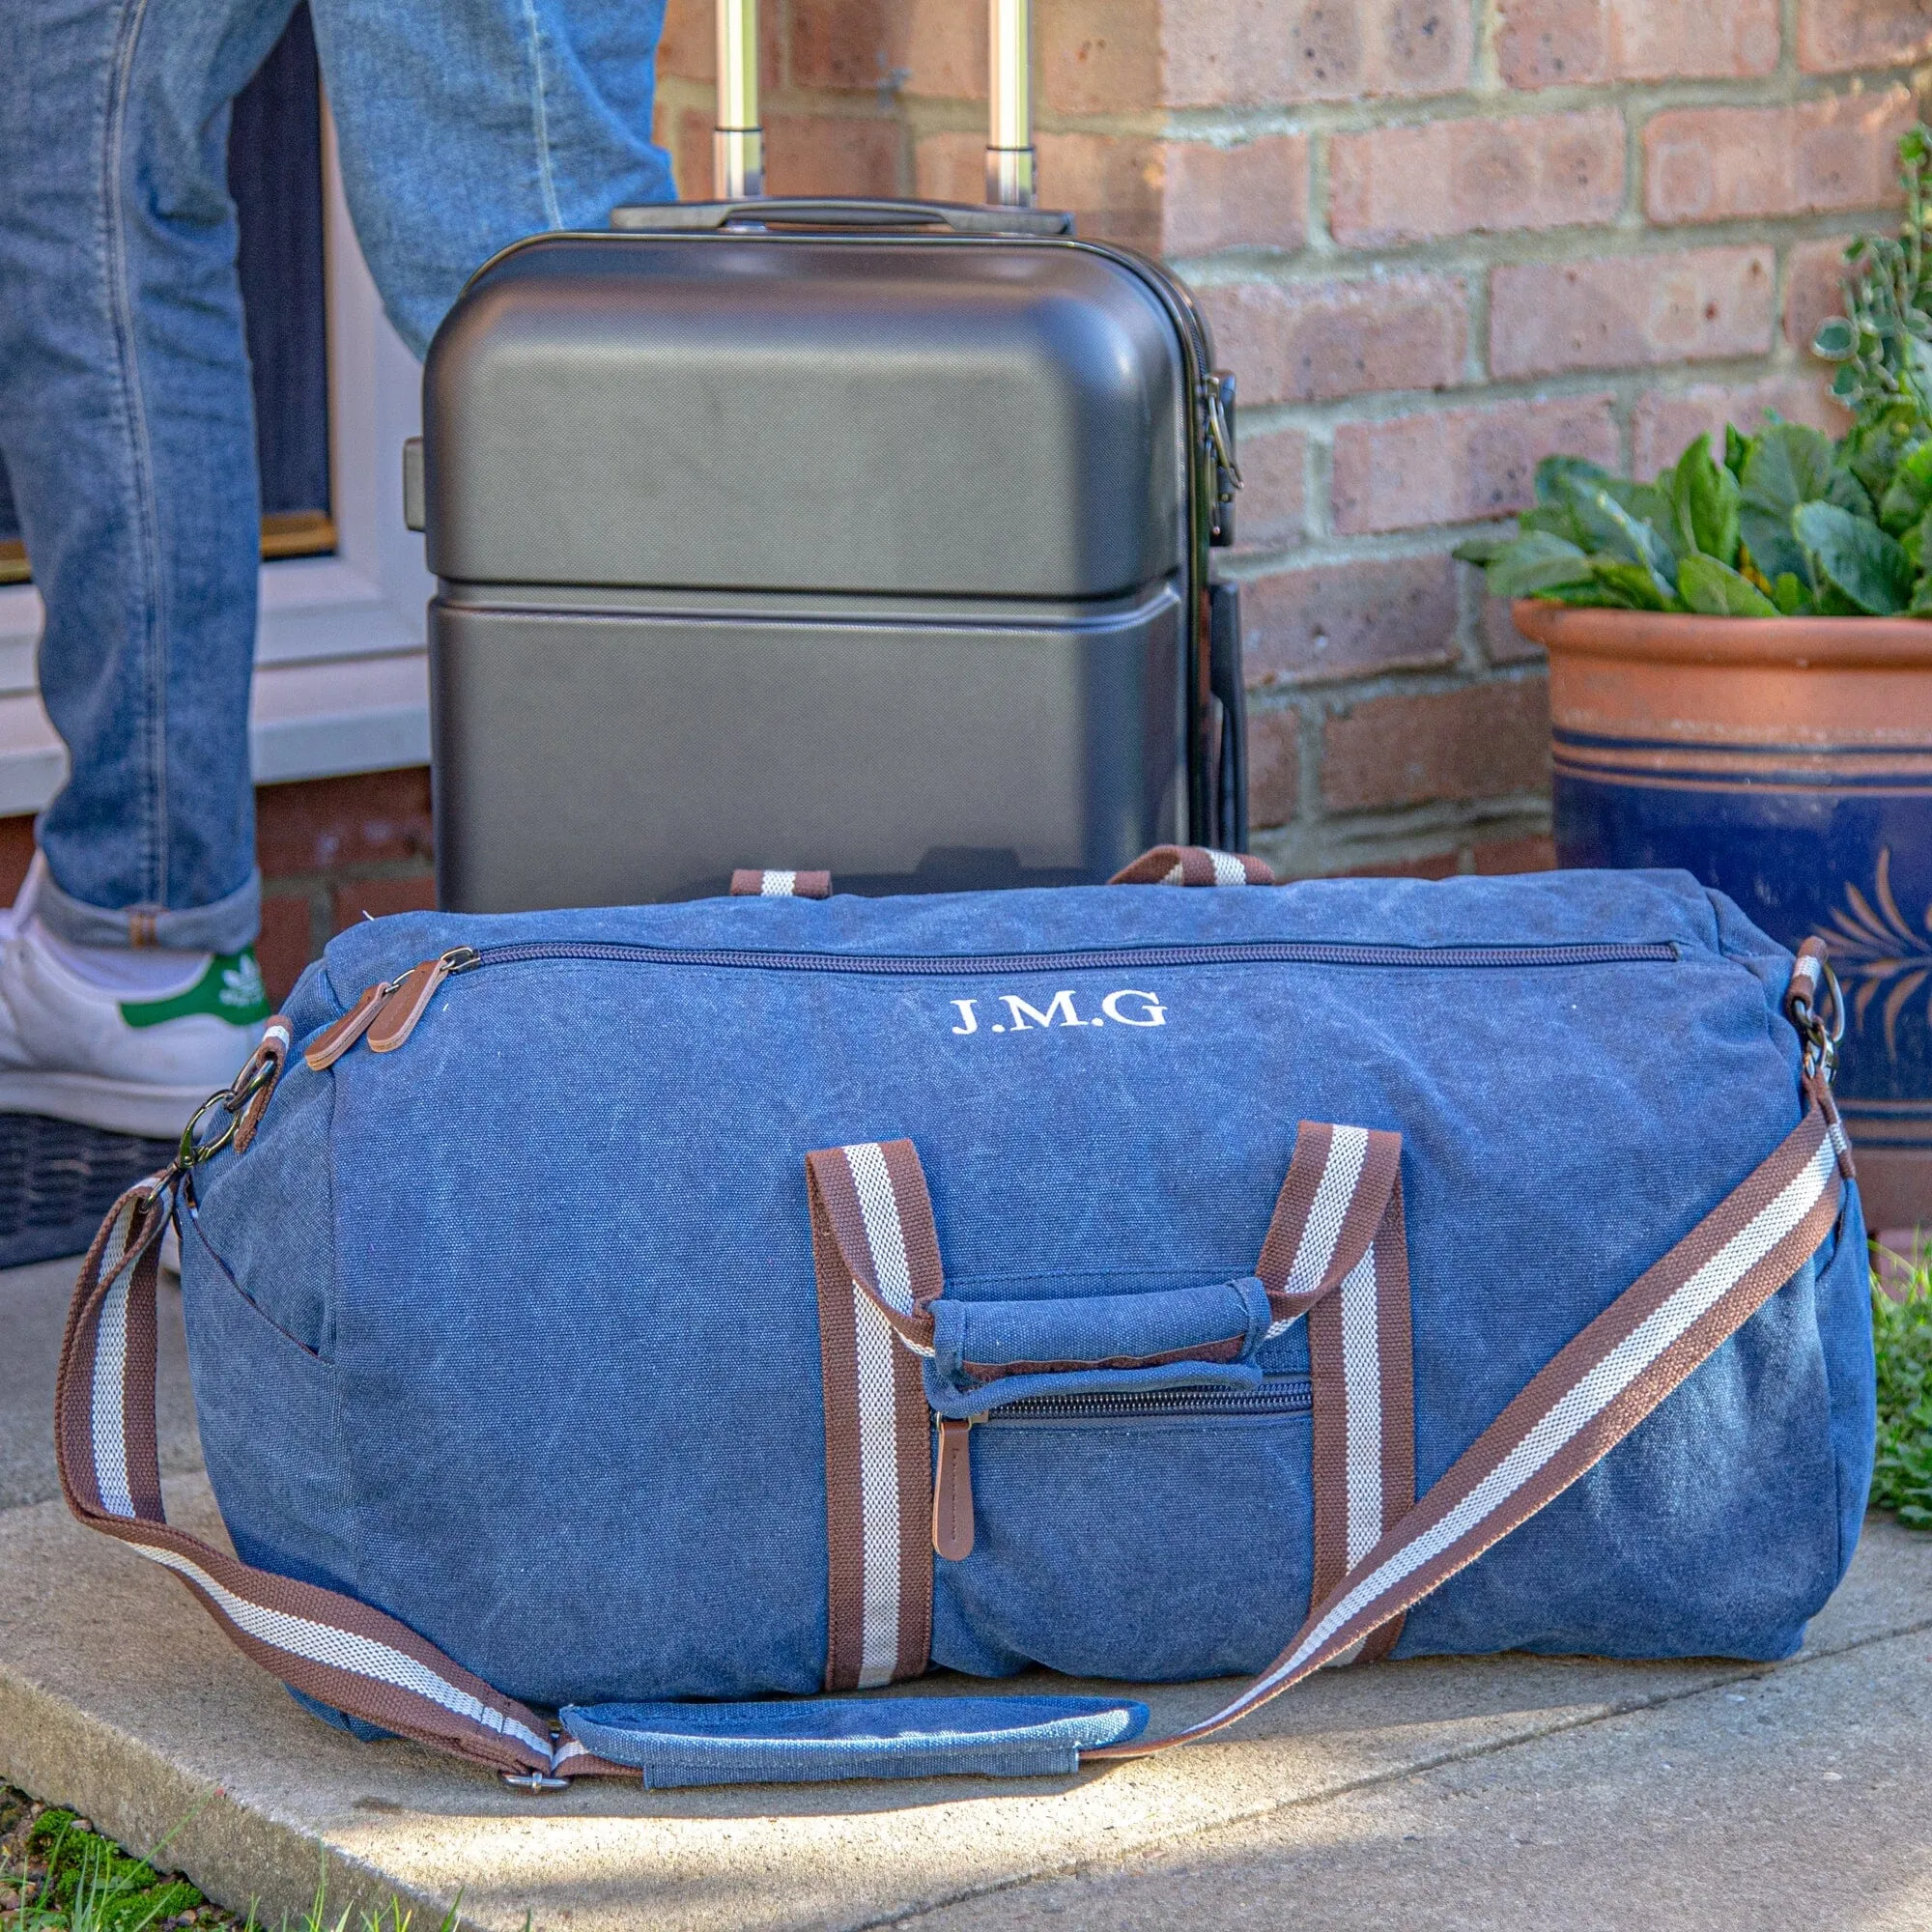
[{"xmin": 0, "ymin": 1114, "xmax": 175, "ymax": 1270}]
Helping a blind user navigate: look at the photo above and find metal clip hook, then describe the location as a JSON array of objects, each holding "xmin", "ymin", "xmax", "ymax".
[
  {"xmin": 1790, "ymin": 956, "xmax": 1845, "ymax": 1086},
  {"xmin": 176, "ymin": 1052, "xmax": 281, "ymax": 1170}
]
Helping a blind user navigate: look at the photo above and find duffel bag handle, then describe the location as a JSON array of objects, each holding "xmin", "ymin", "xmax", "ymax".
[
  {"xmin": 1109, "ymin": 845, "xmax": 1274, "ymax": 885},
  {"xmin": 923, "ymin": 1275, "xmax": 1276, "ymax": 1413},
  {"xmin": 803, "ymin": 1126, "xmax": 1413, "ymax": 1663}
]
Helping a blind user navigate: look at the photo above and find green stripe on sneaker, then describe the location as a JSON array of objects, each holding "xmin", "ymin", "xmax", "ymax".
[{"xmin": 120, "ymin": 951, "xmax": 270, "ymax": 1030}]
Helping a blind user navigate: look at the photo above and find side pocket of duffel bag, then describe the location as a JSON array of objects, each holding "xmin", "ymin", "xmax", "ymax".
[
  {"xmin": 185, "ymin": 1060, "xmax": 338, "ymax": 1358},
  {"xmin": 176, "ymin": 1058, "xmax": 358, "ymax": 1595}
]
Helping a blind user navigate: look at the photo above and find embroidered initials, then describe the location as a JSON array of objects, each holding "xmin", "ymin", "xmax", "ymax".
[{"xmin": 949, "ymin": 990, "xmax": 1166, "ymax": 1035}]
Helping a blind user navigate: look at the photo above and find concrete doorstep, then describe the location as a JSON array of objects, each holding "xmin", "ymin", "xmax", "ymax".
[{"xmin": 2, "ymin": 1260, "xmax": 1930, "ymax": 1930}]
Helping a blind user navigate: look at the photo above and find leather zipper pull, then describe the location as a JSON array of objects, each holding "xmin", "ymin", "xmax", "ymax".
[
  {"xmin": 304, "ymin": 983, "xmax": 390, "ymax": 1071},
  {"xmin": 932, "ymin": 1415, "xmax": 976, "ymax": 1561},
  {"xmin": 367, "ymin": 947, "xmax": 480, "ymax": 1055}
]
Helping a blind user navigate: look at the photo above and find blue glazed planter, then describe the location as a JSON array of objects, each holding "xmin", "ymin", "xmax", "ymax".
[{"xmin": 1515, "ymin": 599, "xmax": 1932, "ymax": 1230}]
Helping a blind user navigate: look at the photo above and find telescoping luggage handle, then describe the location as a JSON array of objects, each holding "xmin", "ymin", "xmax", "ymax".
[
  {"xmin": 54, "ymin": 946, "xmax": 1854, "ymax": 1788},
  {"xmin": 706, "ymin": 0, "xmax": 1037, "ymax": 207}
]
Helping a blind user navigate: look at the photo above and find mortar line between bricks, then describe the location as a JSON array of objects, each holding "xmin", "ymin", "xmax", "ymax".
[
  {"xmin": 1254, "ymin": 811, "xmax": 1557, "ymax": 877},
  {"xmin": 1264, "ymin": 803, "xmax": 1557, "ymax": 864},
  {"xmin": 665, "ymin": 65, "xmax": 1927, "ymax": 155},
  {"xmin": 1469, "ymin": 0, "xmax": 1499, "ymax": 96},
  {"xmin": 864, "ymin": 1608, "xmax": 1932, "ymax": 1932},
  {"xmin": 1234, "ymin": 369, "xmax": 1824, "ymax": 440},
  {"xmin": 1236, "ymin": 356, "xmax": 1841, "ymax": 425},
  {"xmin": 774, "ymin": 70, "xmax": 1925, "ymax": 144},
  {"xmin": 1257, "ymin": 795, "xmax": 1554, "ymax": 843},
  {"xmin": 1174, "ymin": 211, "xmax": 1880, "ymax": 285}
]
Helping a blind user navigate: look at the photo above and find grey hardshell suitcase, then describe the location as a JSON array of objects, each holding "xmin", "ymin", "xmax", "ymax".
[{"xmin": 411, "ymin": 0, "xmax": 1245, "ymax": 911}]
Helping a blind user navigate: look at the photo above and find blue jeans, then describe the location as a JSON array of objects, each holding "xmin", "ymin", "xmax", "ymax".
[{"xmin": 0, "ymin": 0, "xmax": 674, "ymax": 952}]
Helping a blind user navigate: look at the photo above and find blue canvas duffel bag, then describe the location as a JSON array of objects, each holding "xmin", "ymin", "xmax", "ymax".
[{"xmin": 56, "ymin": 848, "xmax": 1875, "ymax": 1790}]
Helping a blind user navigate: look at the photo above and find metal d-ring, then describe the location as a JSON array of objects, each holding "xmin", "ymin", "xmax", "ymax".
[
  {"xmin": 1817, "ymin": 957, "xmax": 1845, "ymax": 1049},
  {"xmin": 178, "ymin": 1091, "xmax": 239, "ymax": 1169}
]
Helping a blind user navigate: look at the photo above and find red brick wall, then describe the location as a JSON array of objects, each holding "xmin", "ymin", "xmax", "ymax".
[
  {"xmin": 0, "ymin": 776, "xmax": 437, "ymax": 1006},
  {"xmin": 249, "ymin": 772, "xmax": 437, "ymax": 1000},
  {"xmin": 654, "ymin": 0, "xmax": 1923, "ymax": 876}
]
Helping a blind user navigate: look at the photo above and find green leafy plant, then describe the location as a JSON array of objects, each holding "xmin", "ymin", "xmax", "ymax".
[
  {"xmin": 1462, "ymin": 122, "xmax": 1932, "ymax": 620},
  {"xmin": 1455, "ymin": 423, "xmax": 1931, "ymax": 617},
  {"xmin": 1873, "ymin": 1241, "xmax": 1932, "ymax": 1530},
  {"xmin": 1812, "ymin": 125, "xmax": 1932, "ymax": 470}
]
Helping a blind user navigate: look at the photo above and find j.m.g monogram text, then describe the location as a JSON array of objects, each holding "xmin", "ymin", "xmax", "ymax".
[{"xmin": 950, "ymin": 989, "xmax": 1166, "ymax": 1035}]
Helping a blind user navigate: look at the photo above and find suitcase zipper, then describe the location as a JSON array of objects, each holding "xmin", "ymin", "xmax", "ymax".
[
  {"xmin": 310, "ymin": 936, "xmax": 1676, "ymax": 1063},
  {"xmin": 933, "ymin": 1376, "xmax": 1316, "ymax": 1558}
]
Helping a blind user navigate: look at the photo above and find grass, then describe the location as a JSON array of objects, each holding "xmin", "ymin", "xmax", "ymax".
[
  {"xmin": 0, "ymin": 1789, "xmax": 458, "ymax": 1932},
  {"xmin": 1872, "ymin": 1238, "xmax": 1932, "ymax": 1530}
]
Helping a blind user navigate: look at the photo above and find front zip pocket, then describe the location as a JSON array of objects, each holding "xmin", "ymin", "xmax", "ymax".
[
  {"xmin": 305, "ymin": 936, "xmax": 1679, "ymax": 1065},
  {"xmin": 932, "ymin": 1376, "xmax": 1314, "ymax": 1559}
]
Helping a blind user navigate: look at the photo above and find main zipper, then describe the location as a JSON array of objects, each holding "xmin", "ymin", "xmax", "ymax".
[
  {"xmin": 466, "ymin": 936, "xmax": 1678, "ymax": 976},
  {"xmin": 303, "ymin": 934, "xmax": 1678, "ymax": 1065}
]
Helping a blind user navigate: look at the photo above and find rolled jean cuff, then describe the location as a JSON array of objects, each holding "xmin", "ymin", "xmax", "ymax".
[{"xmin": 34, "ymin": 864, "xmax": 262, "ymax": 954}]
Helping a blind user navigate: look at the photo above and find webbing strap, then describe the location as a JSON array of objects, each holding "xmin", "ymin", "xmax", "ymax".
[
  {"xmin": 1087, "ymin": 1096, "xmax": 1846, "ymax": 1757},
  {"xmin": 53, "ymin": 1181, "xmax": 632, "ymax": 1785},
  {"xmin": 1253, "ymin": 1122, "xmax": 1415, "ymax": 1662},
  {"xmin": 805, "ymin": 1142, "xmax": 941, "ymax": 1690},
  {"xmin": 729, "ymin": 869, "xmax": 832, "ymax": 898}
]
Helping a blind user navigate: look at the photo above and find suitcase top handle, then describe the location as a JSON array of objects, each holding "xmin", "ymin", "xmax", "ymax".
[
  {"xmin": 611, "ymin": 197, "xmax": 1073, "ymax": 240},
  {"xmin": 712, "ymin": 0, "xmax": 1037, "ymax": 208}
]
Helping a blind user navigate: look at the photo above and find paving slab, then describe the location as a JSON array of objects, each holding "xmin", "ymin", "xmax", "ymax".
[
  {"xmin": 0, "ymin": 1257, "xmax": 200, "ymax": 1511},
  {"xmin": 909, "ymin": 1606, "xmax": 1932, "ymax": 1931},
  {"xmin": 1, "ymin": 1462, "xmax": 1928, "ymax": 1932}
]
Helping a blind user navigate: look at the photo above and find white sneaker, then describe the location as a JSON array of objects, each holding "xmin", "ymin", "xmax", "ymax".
[{"xmin": 0, "ymin": 858, "xmax": 269, "ymax": 1138}]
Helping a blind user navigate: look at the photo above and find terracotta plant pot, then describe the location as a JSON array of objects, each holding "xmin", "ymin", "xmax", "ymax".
[{"xmin": 1513, "ymin": 598, "xmax": 1932, "ymax": 1230}]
